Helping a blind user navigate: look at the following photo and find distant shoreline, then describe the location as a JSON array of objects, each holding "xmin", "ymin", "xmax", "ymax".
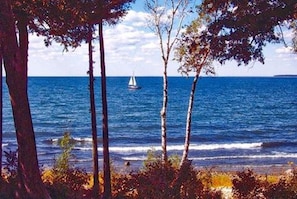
[{"xmin": 274, "ymin": 75, "xmax": 297, "ymax": 78}]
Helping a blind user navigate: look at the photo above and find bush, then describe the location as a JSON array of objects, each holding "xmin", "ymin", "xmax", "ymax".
[
  {"xmin": 232, "ymin": 169, "xmax": 264, "ymax": 199},
  {"xmin": 54, "ymin": 132, "xmax": 74, "ymax": 172},
  {"xmin": 44, "ymin": 132, "xmax": 90, "ymax": 199},
  {"xmin": 44, "ymin": 167, "xmax": 89, "ymax": 199},
  {"xmin": 263, "ymin": 166, "xmax": 297, "ymax": 199},
  {"xmin": 0, "ymin": 149, "xmax": 19, "ymax": 199},
  {"xmin": 112, "ymin": 156, "xmax": 221, "ymax": 199}
]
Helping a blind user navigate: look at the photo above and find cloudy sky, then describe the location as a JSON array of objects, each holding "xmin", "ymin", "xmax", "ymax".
[{"xmin": 26, "ymin": 1, "xmax": 297, "ymax": 77}]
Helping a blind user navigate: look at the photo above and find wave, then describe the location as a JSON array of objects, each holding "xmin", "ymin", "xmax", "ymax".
[
  {"xmin": 189, "ymin": 143, "xmax": 262, "ymax": 150},
  {"xmin": 44, "ymin": 137, "xmax": 94, "ymax": 145},
  {"xmin": 191, "ymin": 153, "xmax": 297, "ymax": 161},
  {"xmin": 44, "ymin": 135, "xmax": 297, "ymax": 150},
  {"xmin": 122, "ymin": 153, "xmax": 297, "ymax": 162},
  {"xmin": 44, "ymin": 138, "xmax": 297, "ymax": 153},
  {"xmin": 2, "ymin": 143, "xmax": 9, "ymax": 147},
  {"xmin": 73, "ymin": 142, "xmax": 263, "ymax": 153},
  {"xmin": 261, "ymin": 141, "xmax": 297, "ymax": 148}
]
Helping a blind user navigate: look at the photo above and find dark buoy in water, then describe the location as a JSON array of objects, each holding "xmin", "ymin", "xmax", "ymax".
[{"xmin": 125, "ymin": 161, "xmax": 130, "ymax": 167}]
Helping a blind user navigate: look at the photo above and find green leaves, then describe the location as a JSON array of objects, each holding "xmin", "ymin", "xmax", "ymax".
[{"xmin": 175, "ymin": 18, "xmax": 214, "ymax": 76}]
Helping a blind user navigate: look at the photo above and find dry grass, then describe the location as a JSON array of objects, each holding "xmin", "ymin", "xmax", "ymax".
[
  {"xmin": 211, "ymin": 172, "xmax": 233, "ymax": 188},
  {"xmin": 40, "ymin": 167, "xmax": 285, "ymax": 189}
]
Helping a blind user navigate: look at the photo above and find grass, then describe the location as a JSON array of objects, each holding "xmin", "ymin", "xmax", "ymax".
[{"xmin": 211, "ymin": 172, "xmax": 233, "ymax": 188}]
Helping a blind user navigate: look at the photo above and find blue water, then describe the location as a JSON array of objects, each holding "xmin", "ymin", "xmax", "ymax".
[{"xmin": 2, "ymin": 77, "xmax": 297, "ymax": 171}]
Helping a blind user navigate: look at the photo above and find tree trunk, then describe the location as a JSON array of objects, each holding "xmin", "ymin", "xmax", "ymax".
[
  {"xmin": 180, "ymin": 69, "xmax": 201, "ymax": 168},
  {"xmin": 1, "ymin": 1, "xmax": 51, "ymax": 198},
  {"xmin": 88, "ymin": 29, "xmax": 100, "ymax": 198},
  {"xmin": 0, "ymin": 45, "xmax": 2, "ymax": 174},
  {"xmin": 161, "ymin": 62, "xmax": 168, "ymax": 163},
  {"xmin": 98, "ymin": 20, "xmax": 111, "ymax": 199}
]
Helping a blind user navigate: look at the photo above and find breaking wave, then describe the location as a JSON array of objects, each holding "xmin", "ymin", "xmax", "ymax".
[{"xmin": 73, "ymin": 142, "xmax": 263, "ymax": 153}]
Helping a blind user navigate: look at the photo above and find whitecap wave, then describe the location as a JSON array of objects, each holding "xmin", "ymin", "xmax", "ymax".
[
  {"xmin": 73, "ymin": 142, "xmax": 262, "ymax": 153},
  {"xmin": 122, "ymin": 156, "xmax": 147, "ymax": 161},
  {"xmin": 189, "ymin": 142, "xmax": 262, "ymax": 150},
  {"xmin": 122, "ymin": 153, "xmax": 297, "ymax": 162},
  {"xmin": 2, "ymin": 143, "xmax": 8, "ymax": 147},
  {"xmin": 190, "ymin": 153, "xmax": 297, "ymax": 161},
  {"xmin": 72, "ymin": 137, "xmax": 93, "ymax": 142}
]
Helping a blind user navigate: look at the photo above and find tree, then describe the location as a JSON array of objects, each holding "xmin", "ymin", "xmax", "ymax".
[
  {"xmin": 42, "ymin": 1, "xmax": 135, "ymax": 198},
  {"xmin": 145, "ymin": 0, "xmax": 191, "ymax": 163},
  {"xmin": 1, "ymin": 1, "xmax": 134, "ymax": 198},
  {"xmin": 96, "ymin": 0, "xmax": 135, "ymax": 196},
  {"xmin": 83, "ymin": 1, "xmax": 135, "ymax": 198},
  {"xmin": 0, "ymin": 0, "xmax": 51, "ymax": 198},
  {"xmin": 291, "ymin": 20, "xmax": 297, "ymax": 52},
  {"xmin": 0, "ymin": 40, "xmax": 2, "ymax": 175},
  {"xmin": 87, "ymin": 26, "xmax": 100, "ymax": 198},
  {"xmin": 175, "ymin": 19, "xmax": 214, "ymax": 167},
  {"xmin": 197, "ymin": 0, "xmax": 297, "ymax": 65},
  {"xmin": 0, "ymin": 0, "xmax": 91, "ymax": 197},
  {"xmin": 176, "ymin": 0, "xmax": 296, "ymax": 167},
  {"xmin": 98, "ymin": 19, "xmax": 111, "ymax": 198}
]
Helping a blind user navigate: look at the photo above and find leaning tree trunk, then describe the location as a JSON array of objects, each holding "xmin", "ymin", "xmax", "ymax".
[
  {"xmin": 180, "ymin": 68, "xmax": 202, "ymax": 168},
  {"xmin": 0, "ymin": 2, "xmax": 51, "ymax": 198},
  {"xmin": 161, "ymin": 61, "xmax": 168, "ymax": 163},
  {"xmin": 98, "ymin": 20, "xmax": 111, "ymax": 199}
]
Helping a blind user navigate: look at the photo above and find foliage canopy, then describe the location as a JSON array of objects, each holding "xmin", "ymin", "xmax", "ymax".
[{"xmin": 197, "ymin": 0, "xmax": 297, "ymax": 65}]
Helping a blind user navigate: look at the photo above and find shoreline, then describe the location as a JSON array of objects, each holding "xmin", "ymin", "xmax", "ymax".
[
  {"xmin": 198, "ymin": 164, "xmax": 293, "ymax": 175},
  {"xmin": 108, "ymin": 160, "xmax": 294, "ymax": 176}
]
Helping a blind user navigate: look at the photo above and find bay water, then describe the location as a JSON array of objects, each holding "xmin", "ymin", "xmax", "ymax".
[{"xmin": 2, "ymin": 77, "xmax": 297, "ymax": 172}]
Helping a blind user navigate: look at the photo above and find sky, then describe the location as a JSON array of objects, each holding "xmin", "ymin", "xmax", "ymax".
[{"xmin": 25, "ymin": 1, "xmax": 297, "ymax": 77}]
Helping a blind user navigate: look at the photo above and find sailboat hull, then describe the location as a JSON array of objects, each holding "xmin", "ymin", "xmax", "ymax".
[{"xmin": 128, "ymin": 85, "xmax": 141, "ymax": 89}]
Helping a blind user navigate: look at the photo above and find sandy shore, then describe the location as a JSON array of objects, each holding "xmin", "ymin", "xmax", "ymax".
[{"xmin": 199, "ymin": 164, "xmax": 294, "ymax": 175}]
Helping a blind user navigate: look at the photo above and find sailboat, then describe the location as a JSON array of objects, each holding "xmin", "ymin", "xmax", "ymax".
[{"xmin": 128, "ymin": 73, "xmax": 141, "ymax": 89}]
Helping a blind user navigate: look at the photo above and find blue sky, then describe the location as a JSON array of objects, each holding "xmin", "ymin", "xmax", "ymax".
[{"xmin": 25, "ymin": 1, "xmax": 297, "ymax": 77}]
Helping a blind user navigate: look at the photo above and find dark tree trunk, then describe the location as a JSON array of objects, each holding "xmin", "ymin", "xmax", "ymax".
[
  {"xmin": 0, "ymin": 1, "xmax": 51, "ymax": 198},
  {"xmin": 88, "ymin": 29, "xmax": 100, "ymax": 198},
  {"xmin": 98, "ymin": 20, "xmax": 111, "ymax": 199},
  {"xmin": 0, "ymin": 44, "xmax": 2, "ymax": 174}
]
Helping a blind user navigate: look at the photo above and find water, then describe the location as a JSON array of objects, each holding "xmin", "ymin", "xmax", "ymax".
[{"xmin": 2, "ymin": 77, "xmax": 297, "ymax": 172}]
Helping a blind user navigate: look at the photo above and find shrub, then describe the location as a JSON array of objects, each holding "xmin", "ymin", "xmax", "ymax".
[
  {"xmin": 263, "ymin": 166, "xmax": 297, "ymax": 199},
  {"xmin": 3, "ymin": 149, "xmax": 18, "ymax": 178},
  {"xmin": 112, "ymin": 155, "xmax": 221, "ymax": 199},
  {"xmin": 134, "ymin": 159, "xmax": 178, "ymax": 198},
  {"xmin": 112, "ymin": 173, "xmax": 136, "ymax": 199},
  {"xmin": 232, "ymin": 169, "xmax": 264, "ymax": 199},
  {"xmin": 0, "ymin": 149, "xmax": 19, "ymax": 199},
  {"xmin": 45, "ymin": 167, "xmax": 89, "ymax": 199},
  {"xmin": 44, "ymin": 132, "xmax": 90, "ymax": 199},
  {"xmin": 54, "ymin": 132, "xmax": 74, "ymax": 172}
]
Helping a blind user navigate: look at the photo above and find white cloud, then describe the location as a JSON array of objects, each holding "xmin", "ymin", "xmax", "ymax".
[
  {"xmin": 275, "ymin": 46, "xmax": 293, "ymax": 54},
  {"xmin": 123, "ymin": 10, "xmax": 149, "ymax": 27},
  {"xmin": 23, "ymin": 9, "xmax": 297, "ymax": 77}
]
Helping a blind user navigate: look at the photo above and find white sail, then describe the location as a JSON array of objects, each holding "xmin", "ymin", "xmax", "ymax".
[
  {"xmin": 128, "ymin": 76, "xmax": 136, "ymax": 86},
  {"xmin": 128, "ymin": 74, "xmax": 141, "ymax": 89}
]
